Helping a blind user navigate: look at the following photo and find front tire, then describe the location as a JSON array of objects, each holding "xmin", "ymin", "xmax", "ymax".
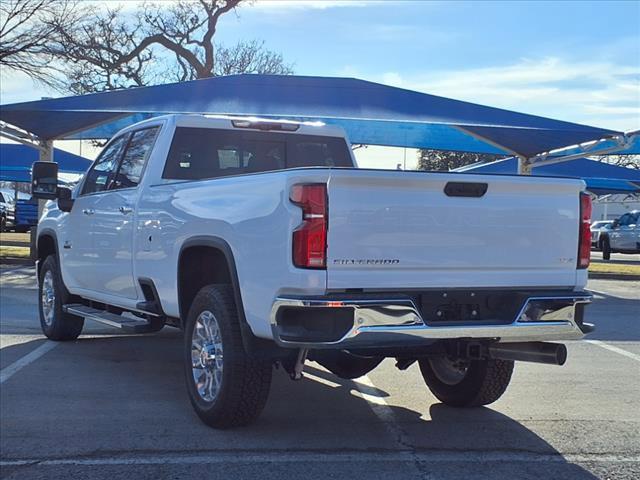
[
  {"xmin": 184, "ymin": 285, "xmax": 272, "ymax": 429},
  {"xmin": 38, "ymin": 255, "xmax": 84, "ymax": 341},
  {"xmin": 419, "ymin": 356, "xmax": 514, "ymax": 407},
  {"xmin": 602, "ymin": 237, "xmax": 611, "ymax": 260}
]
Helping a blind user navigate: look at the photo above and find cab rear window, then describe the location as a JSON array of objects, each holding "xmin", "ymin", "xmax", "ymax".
[{"xmin": 162, "ymin": 127, "xmax": 352, "ymax": 180}]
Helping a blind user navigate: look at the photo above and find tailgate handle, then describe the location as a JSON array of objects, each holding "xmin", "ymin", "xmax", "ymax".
[{"xmin": 444, "ymin": 182, "xmax": 488, "ymax": 198}]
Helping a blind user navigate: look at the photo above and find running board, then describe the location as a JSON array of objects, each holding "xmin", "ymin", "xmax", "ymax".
[{"xmin": 64, "ymin": 304, "xmax": 152, "ymax": 333}]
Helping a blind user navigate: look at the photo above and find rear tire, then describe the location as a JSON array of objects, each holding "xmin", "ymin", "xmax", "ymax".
[
  {"xmin": 419, "ymin": 356, "xmax": 514, "ymax": 407},
  {"xmin": 38, "ymin": 255, "xmax": 84, "ymax": 341},
  {"xmin": 602, "ymin": 237, "xmax": 611, "ymax": 260},
  {"xmin": 184, "ymin": 284, "xmax": 272, "ymax": 429}
]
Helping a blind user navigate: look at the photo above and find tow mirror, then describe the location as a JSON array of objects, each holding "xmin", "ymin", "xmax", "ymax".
[{"xmin": 32, "ymin": 161, "xmax": 59, "ymax": 200}]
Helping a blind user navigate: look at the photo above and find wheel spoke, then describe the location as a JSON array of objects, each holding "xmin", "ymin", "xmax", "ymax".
[
  {"xmin": 190, "ymin": 310, "xmax": 224, "ymax": 403},
  {"xmin": 41, "ymin": 270, "xmax": 56, "ymax": 327}
]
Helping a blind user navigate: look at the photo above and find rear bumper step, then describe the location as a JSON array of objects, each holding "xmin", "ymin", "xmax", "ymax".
[{"xmin": 270, "ymin": 293, "xmax": 593, "ymax": 349}]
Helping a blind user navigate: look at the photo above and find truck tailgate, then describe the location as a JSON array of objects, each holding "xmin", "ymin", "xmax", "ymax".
[{"xmin": 326, "ymin": 170, "xmax": 583, "ymax": 290}]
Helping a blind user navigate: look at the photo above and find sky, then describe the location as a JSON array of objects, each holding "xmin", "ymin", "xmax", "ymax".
[{"xmin": 1, "ymin": 0, "xmax": 639, "ymax": 168}]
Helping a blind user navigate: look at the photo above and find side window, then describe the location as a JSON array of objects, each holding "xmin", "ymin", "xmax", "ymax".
[
  {"xmin": 618, "ymin": 213, "xmax": 632, "ymax": 226},
  {"xmin": 81, "ymin": 136, "xmax": 127, "ymax": 195},
  {"xmin": 112, "ymin": 127, "xmax": 159, "ymax": 189}
]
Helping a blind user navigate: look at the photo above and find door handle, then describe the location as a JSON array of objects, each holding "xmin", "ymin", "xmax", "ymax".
[
  {"xmin": 119, "ymin": 205, "xmax": 133, "ymax": 215},
  {"xmin": 82, "ymin": 208, "xmax": 95, "ymax": 215}
]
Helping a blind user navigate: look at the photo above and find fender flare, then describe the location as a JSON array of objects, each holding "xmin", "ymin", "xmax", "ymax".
[
  {"xmin": 35, "ymin": 228, "xmax": 60, "ymax": 278},
  {"xmin": 177, "ymin": 236, "xmax": 275, "ymax": 356}
]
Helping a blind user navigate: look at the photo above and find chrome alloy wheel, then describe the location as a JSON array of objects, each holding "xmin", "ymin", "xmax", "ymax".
[
  {"xmin": 41, "ymin": 270, "xmax": 56, "ymax": 327},
  {"xmin": 191, "ymin": 310, "xmax": 224, "ymax": 402},
  {"xmin": 428, "ymin": 356, "xmax": 470, "ymax": 385}
]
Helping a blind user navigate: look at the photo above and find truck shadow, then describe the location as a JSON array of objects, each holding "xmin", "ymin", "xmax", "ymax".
[{"xmin": 0, "ymin": 336, "xmax": 597, "ymax": 478}]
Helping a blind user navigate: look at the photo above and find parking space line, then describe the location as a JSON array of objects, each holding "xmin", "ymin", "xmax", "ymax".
[
  {"xmin": 0, "ymin": 341, "xmax": 58, "ymax": 384},
  {"xmin": 1, "ymin": 451, "xmax": 638, "ymax": 467},
  {"xmin": 352, "ymin": 374, "xmax": 412, "ymax": 448},
  {"xmin": 304, "ymin": 368, "xmax": 410, "ymax": 447},
  {"xmin": 302, "ymin": 370, "xmax": 342, "ymax": 388},
  {"xmin": 585, "ymin": 339, "xmax": 640, "ymax": 363}
]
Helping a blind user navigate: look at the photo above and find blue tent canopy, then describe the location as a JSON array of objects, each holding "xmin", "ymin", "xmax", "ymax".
[
  {"xmin": 455, "ymin": 157, "xmax": 640, "ymax": 195},
  {"xmin": 0, "ymin": 143, "xmax": 91, "ymax": 182},
  {"xmin": 0, "ymin": 74, "xmax": 623, "ymax": 158}
]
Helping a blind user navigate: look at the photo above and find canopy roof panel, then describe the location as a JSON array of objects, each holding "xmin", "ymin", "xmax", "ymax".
[
  {"xmin": 0, "ymin": 74, "xmax": 621, "ymax": 158},
  {"xmin": 455, "ymin": 157, "xmax": 640, "ymax": 195},
  {"xmin": 0, "ymin": 143, "xmax": 91, "ymax": 182}
]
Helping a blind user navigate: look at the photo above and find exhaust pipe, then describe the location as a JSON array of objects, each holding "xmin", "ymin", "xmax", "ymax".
[{"xmin": 488, "ymin": 342, "xmax": 567, "ymax": 366}]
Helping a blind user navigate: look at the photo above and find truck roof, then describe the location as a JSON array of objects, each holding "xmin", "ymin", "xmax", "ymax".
[{"xmin": 121, "ymin": 114, "xmax": 348, "ymax": 139}]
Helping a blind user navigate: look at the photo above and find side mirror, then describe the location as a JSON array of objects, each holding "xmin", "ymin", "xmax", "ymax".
[
  {"xmin": 57, "ymin": 187, "xmax": 74, "ymax": 213},
  {"xmin": 612, "ymin": 219, "xmax": 619, "ymax": 228},
  {"xmin": 32, "ymin": 161, "xmax": 59, "ymax": 199}
]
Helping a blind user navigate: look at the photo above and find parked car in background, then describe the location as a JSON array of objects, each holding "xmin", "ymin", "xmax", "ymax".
[
  {"xmin": 14, "ymin": 197, "xmax": 38, "ymax": 233},
  {"xmin": 0, "ymin": 191, "xmax": 15, "ymax": 232},
  {"xmin": 599, "ymin": 210, "xmax": 640, "ymax": 260},
  {"xmin": 590, "ymin": 220, "xmax": 613, "ymax": 250}
]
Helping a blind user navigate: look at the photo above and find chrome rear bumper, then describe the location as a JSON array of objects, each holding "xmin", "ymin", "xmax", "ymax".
[{"xmin": 270, "ymin": 293, "xmax": 592, "ymax": 349}]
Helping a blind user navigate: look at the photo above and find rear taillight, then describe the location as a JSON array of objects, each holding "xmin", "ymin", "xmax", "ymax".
[
  {"xmin": 578, "ymin": 192, "xmax": 592, "ymax": 269},
  {"xmin": 290, "ymin": 184, "xmax": 327, "ymax": 269}
]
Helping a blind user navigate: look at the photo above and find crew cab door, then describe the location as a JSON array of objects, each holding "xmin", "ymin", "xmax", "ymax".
[
  {"xmin": 61, "ymin": 135, "xmax": 128, "ymax": 292},
  {"xmin": 89, "ymin": 127, "xmax": 159, "ymax": 300}
]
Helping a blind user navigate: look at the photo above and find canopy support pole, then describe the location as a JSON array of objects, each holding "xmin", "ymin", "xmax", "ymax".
[
  {"xmin": 34, "ymin": 140, "xmax": 54, "ymax": 261},
  {"xmin": 517, "ymin": 156, "xmax": 532, "ymax": 175},
  {"xmin": 0, "ymin": 122, "xmax": 42, "ymax": 149},
  {"xmin": 528, "ymin": 131, "xmax": 638, "ymax": 169},
  {"xmin": 37, "ymin": 140, "xmax": 53, "ymax": 216}
]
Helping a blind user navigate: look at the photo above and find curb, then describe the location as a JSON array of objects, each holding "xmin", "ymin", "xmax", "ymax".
[
  {"xmin": 588, "ymin": 272, "xmax": 640, "ymax": 281},
  {"xmin": 0, "ymin": 257, "xmax": 34, "ymax": 266}
]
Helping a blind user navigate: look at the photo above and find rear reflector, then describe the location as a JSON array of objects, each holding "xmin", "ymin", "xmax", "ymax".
[
  {"xmin": 578, "ymin": 192, "xmax": 592, "ymax": 269},
  {"xmin": 290, "ymin": 184, "xmax": 327, "ymax": 269}
]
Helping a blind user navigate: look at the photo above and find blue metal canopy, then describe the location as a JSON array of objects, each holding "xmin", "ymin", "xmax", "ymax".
[
  {"xmin": 0, "ymin": 143, "xmax": 91, "ymax": 182},
  {"xmin": 0, "ymin": 74, "xmax": 623, "ymax": 158},
  {"xmin": 455, "ymin": 157, "xmax": 640, "ymax": 195}
]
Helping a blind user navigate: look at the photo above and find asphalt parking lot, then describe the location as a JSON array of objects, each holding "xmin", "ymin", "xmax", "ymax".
[{"xmin": 1, "ymin": 266, "xmax": 638, "ymax": 479}]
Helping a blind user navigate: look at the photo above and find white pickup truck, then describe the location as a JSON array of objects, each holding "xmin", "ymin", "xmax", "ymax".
[{"xmin": 32, "ymin": 114, "xmax": 594, "ymax": 429}]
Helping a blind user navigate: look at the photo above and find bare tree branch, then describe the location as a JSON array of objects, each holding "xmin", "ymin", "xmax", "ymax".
[
  {"xmin": 215, "ymin": 40, "xmax": 294, "ymax": 76},
  {"xmin": 0, "ymin": 0, "xmax": 81, "ymax": 85},
  {"xmin": 594, "ymin": 155, "xmax": 640, "ymax": 170},
  {"xmin": 40, "ymin": 0, "xmax": 291, "ymax": 94}
]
